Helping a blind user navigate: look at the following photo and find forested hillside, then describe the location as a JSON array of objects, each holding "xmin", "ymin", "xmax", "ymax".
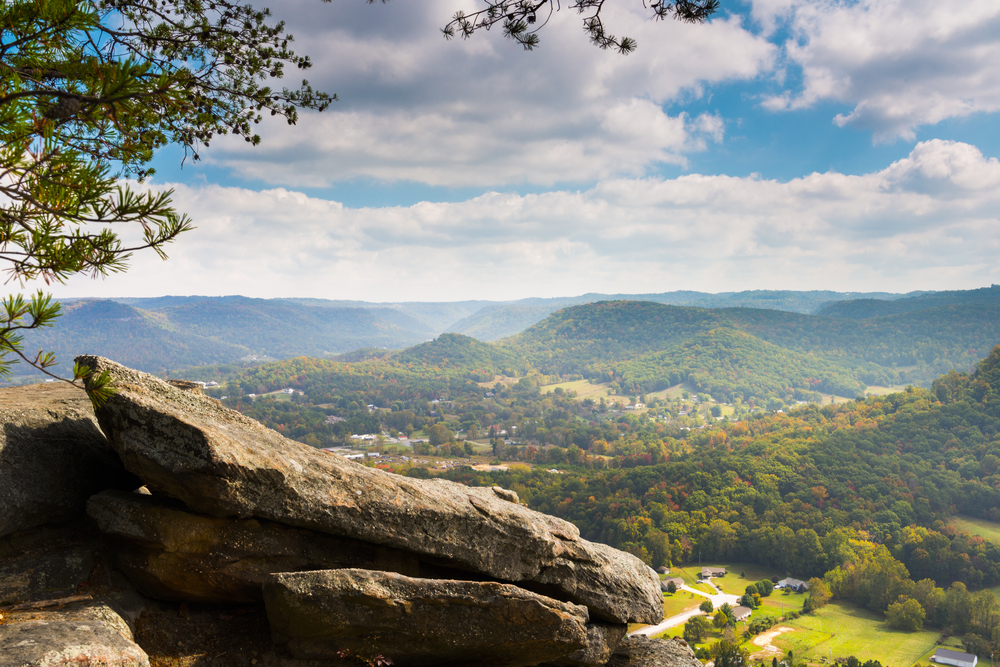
[
  {"xmin": 433, "ymin": 348, "xmax": 1000, "ymax": 647},
  {"xmin": 17, "ymin": 297, "xmax": 436, "ymax": 375},
  {"xmin": 817, "ymin": 284, "xmax": 1000, "ymax": 319},
  {"xmin": 19, "ymin": 300, "xmax": 249, "ymax": 374},
  {"xmin": 504, "ymin": 300, "xmax": 1000, "ymax": 395}
]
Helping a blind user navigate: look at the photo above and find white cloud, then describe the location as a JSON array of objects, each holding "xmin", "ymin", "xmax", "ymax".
[
  {"xmin": 32, "ymin": 140, "xmax": 1000, "ymax": 302},
  {"xmin": 755, "ymin": 0, "xmax": 1000, "ymax": 142},
  {"xmin": 200, "ymin": 0, "xmax": 774, "ymax": 187}
]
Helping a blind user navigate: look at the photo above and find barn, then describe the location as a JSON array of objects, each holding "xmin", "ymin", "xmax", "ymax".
[{"xmin": 932, "ymin": 648, "xmax": 978, "ymax": 667}]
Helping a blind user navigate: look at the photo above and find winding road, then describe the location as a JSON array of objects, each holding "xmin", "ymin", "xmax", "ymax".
[{"xmin": 629, "ymin": 578, "xmax": 741, "ymax": 638}]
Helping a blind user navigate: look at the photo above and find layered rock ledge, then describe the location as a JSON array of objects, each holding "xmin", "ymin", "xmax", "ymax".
[{"xmin": 78, "ymin": 355, "xmax": 662, "ymax": 625}]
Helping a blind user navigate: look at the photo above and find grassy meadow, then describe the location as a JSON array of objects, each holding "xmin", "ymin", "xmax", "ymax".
[
  {"xmin": 758, "ymin": 603, "xmax": 942, "ymax": 666},
  {"xmin": 540, "ymin": 379, "xmax": 635, "ymax": 406},
  {"xmin": 949, "ymin": 515, "xmax": 1000, "ymax": 544}
]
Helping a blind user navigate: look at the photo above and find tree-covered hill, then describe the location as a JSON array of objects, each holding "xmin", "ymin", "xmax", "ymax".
[
  {"xmin": 20, "ymin": 300, "xmax": 249, "ymax": 375},
  {"xmin": 816, "ymin": 284, "xmax": 1000, "ymax": 319},
  {"xmin": 393, "ymin": 333, "xmax": 525, "ymax": 380},
  {"xmin": 16, "ymin": 297, "xmax": 437, "ymax": 376},
  {"xmin": 446, "ymin": 304, "xmax": 562, "ymax": 342},
  {"xmin": 445, "ymin": 289, "xmax": 915, "ymax": 341},
  {"xmin": 157, "ymin": 297, "xmax": 434, "ymax": 357},
  {"xmin": 444, "ymin": 347, "xmax": 1000, "ymax": 593},
  {"xmin": 612, "ymin": 327, "xmax": 895, "ymax": 400},
  {"xmin": 501, "ymin": 300, "xmax": 1000, "ymax": 396}
]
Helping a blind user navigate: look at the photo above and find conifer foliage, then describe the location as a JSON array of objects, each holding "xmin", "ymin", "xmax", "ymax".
[{"xmin": 0, "ymin": 0, "xmax": 331, "ymax": 385}]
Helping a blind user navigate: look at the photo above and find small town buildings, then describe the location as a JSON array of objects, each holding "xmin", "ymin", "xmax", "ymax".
[
  {"xmin": 655, "ymin": 566, "xmax": 670, "ymax": 575},
  {"xmin": 701, "ymin": 567, "xmax": 727, "ymax": 578},
  {"xmin": 732, "ymin": 606, "xmax": 751, "ymax": 622},
  {"xmin": 932, "ymin": 648, "xmax": 978, "ymax": 667}
]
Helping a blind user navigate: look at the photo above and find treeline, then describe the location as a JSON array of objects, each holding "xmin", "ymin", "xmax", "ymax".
[{"xmin": 439, "ymin": 347, "xmax": 1000, "ymax": 590}]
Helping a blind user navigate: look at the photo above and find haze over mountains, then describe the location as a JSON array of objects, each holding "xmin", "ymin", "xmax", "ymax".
[{"xmin": 17, "ymin": 287, "xmax": 1000, "ymax": 393}]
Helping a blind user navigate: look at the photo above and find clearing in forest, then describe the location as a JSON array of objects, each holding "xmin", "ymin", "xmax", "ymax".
[{"xmin": 949, "ymin": 515, "xmax": 1000, "ymax": 544}]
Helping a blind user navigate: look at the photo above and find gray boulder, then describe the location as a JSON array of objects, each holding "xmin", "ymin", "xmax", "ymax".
[
  {"xmin": 78, "ymin": 356, "xmax": 661, "ymax": 624},
  {"xmin": 88, "ymin": 489, "xmax": 420, "ymax": 603},
  {"xmin": 546, "ymin": 622, "xmax": 627, "ymax": 666},
  {"xmin": 264, "ymin": 569, "xmax": 590, "ymax": 667},
  {"xmin": 605, "ymin": 635, "xmax": 701, "ymax": 667},
  {"xmin": 0, "ymin": 383, "xmax": 138, "ymax": 538},
  {"xmin": 0, "ymin": 618, "xmax": 149, "ymax": 667}
]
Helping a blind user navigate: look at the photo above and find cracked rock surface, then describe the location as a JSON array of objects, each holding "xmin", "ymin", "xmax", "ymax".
[
  {"xmin": 0, "ymin": 383, "xmax": 138, "ymax": 538},
  {"xmin": 78, "ymin": 355, "xmax": 661, "ymax": 625},
  {"xmin": 264, "ymin": 568, "xmax": 591, "ymax": 667}
]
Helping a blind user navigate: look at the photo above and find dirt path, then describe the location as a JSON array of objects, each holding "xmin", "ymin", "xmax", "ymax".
[{"xmin": 750, "ymin": 626, "xmax": 794, "ymax": 659}]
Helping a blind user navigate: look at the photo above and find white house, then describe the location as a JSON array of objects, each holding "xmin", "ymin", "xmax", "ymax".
[
  {"xmin": 732, "ymin": 606, "xmax": 751, "ymax": 622},
  {"xmin": 932, "ymin": 648, "xmax": 978, "ymax": 667}
]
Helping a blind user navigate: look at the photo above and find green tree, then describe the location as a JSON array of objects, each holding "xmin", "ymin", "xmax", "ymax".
[
  {"xmin": 644, "ymin": 530, "xmax": 672, "ymax": 569},
  {"xmin": 683, "ymin": 614, "xmax": 711, "ymax": 644},
  {"xmin": 700, "ymin": 599, "xmax": 714, "ymax": 613},
  {"xmin": 803, "ymin": 578, "xmax": 832, "ymax": 613},
  {"xmin": 885, "ymin": 597, "xmax": 925, "ymax": 631},
  {"xmin": 0, "ymin": 0, "xmax": 331, "ymax": 382},
  {"xmin": 428, "ymin": 423, "xmax": 455, "ymax": 446},
  {"xmin": 709, "ymin": 639, "xmax": 749, "ymax": 667}
]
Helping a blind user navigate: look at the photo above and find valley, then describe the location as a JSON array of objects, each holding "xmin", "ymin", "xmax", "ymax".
[{"xmin": 14, "ymin": 286, "xmax": 1000, "ymax": 665}]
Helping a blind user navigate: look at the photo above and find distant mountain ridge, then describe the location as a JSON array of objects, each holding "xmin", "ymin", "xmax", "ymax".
[{"xmin": 13, "ymin": 287, "xmax": 995, "ymax": 380}]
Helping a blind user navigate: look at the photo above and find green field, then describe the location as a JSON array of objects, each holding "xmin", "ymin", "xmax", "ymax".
[
  {"xmin": 672, "ymin": 564, "xmax": 729, "ymax": 588},
  {"xmin": 949, "ymin": 515, "xmax": 1000, "ymax": 544},
  {"xmin": 768, "ymin": 603, "xmax": 941, "ymax": 665},
  {"xmin": 865, "ymin": 384, "xmax": 909, "ymax": 396},
  {"xmin": 660, "ymin": 592, "xmax": 701, "ymax": 618},
  {"xmin": 707, "ymin": 562, "xmax": 782, "ymax": 596},
  {"xmin": 540, "ymin": 379, "xmax": 636, "ymax": 406}
]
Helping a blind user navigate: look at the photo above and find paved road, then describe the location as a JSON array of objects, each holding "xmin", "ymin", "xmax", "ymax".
[{"xmin": 629, "ymin": 579, "xmax": 741, "ymax": 638}]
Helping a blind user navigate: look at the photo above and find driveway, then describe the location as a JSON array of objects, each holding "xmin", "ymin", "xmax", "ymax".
[{"xmin": 629, "ymin": 578, "xmax": 741, "ymax": 638}]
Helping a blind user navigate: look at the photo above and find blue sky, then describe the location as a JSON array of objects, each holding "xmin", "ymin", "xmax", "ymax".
[{"xmin": 39, "ymin": 0, "xmax": 1000, "ymax": 302}]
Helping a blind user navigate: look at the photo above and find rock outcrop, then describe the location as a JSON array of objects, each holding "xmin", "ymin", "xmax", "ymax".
[
  {"xmin": 0, "ymin": 383, "xmax": 137, "ymax": 538},
  {"xmin": 0, "ymin": 524, "xmax": 150, "ymax": 667},
  {"xmin": 88, "ymin": 489, "xmax": 420, "ymax": 603},
  {"xmin": 77, "ymin": 355, "xmax": 662, "ymax": 625},
  {"xmin": 0, "ymin": 358, "xmax": 693, "ymax": 667},
  {"xmin": 265, "ymin": 569, "xmax": 592, "ymax": 666},
  {"xmin": 604, "ymin": 636, "xmax": 701, "ymax": 667}
]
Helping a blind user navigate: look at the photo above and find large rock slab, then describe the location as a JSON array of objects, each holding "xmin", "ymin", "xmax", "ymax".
[
  {"xmin": 0, "ymin": 383, "xmax": 138, "ymax": 537},
  {"xmin": 0, "ymin": 583, "xmax": 148, "ymax": 667},
  {"xmin": 264, "ymin": 569, "xmax": 590, "ymax": 667},
  {"xmin": 88, "ymin": 489, "xmax": 420, "ymax": 603},
  {"xmin": 605, "ymin": 635, "xmax": 701, "ymax": 667},
  {"xmin": 79, "ymin": 356, "xmax": 661, "ymax": 624},
  {"xmin": 0, "ymin": 618, "xmax": 149, "ymax": 667},
  {"xmin": 0, "ymin": 545, "xmax": 95, "ymax": 606}
]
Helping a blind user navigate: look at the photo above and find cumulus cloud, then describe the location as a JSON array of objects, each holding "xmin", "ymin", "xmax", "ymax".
[
  {"xmin": 200, "ymin": 0, "xmax": 774, "ymax": 187},
  {"xmin": 755, "ymin": 0, "xmax": 1000, "ymax": 142},
  {"xmin": 35, "ymin": 140, "xmax": 1000, "ymax": 302}
]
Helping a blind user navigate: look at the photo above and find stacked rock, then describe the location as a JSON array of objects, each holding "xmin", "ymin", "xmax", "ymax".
[{"xmin": 0, "ymin": 357, "xmax": 700, "ymax": 667}]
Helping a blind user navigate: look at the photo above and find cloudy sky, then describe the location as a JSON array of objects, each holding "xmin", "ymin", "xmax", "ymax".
[{"xmin": 42, "ymin": 0, "xmax": 1000, "ymax": 301}]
